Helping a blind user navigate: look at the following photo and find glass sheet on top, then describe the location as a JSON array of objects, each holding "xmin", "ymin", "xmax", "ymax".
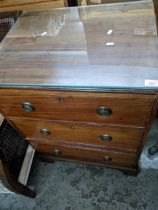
[{"xmin": 0, "ymin": 0, "xmax": 158, "ymax": 90}]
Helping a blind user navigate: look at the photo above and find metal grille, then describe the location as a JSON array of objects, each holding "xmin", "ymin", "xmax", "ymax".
[
  {"xmin": 0, "ymin": 11, "xmax": 21, "ymax": 42},
  {"xmin": 0, "ymin": 17, "xmax": 15, "ymax": 42},
  {"xmin": 0, "ymin": 121, "xmax": 28, "ymax": 180}
]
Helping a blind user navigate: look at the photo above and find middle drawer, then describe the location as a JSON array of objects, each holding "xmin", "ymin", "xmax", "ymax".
[{"xmin": 11, "ymin": 118, "xmax": 144, "ymax": 152}]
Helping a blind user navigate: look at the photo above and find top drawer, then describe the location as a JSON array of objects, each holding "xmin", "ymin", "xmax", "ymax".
[
  {"xmin": 0, "ymin": 0, "xmax": 57, "ymax": 7},
  {"xmin": 0, "ymin": 89, "xmax": 154, "ymax": 126}
]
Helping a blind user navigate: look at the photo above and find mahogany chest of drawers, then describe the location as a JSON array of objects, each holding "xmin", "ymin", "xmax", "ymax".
[
  {"xmin": 0, "ymin": 0, "xmax": 158, "ymax": 175},
  {"xmin": 0, "ymin": 89, "xmax": 157, "ymax": 175}
]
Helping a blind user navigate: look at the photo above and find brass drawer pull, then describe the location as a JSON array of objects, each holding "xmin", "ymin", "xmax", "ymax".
[
  {"xmin": 21, "ymin": 102, "xmax": 35, "ymax": 112},
  {"xmin": 52, "ymin": 149, "xmax": 61, "ymax": 157},
  {"xmin": 100, "ymin": 134, "xmax": 112, "ymax": 142},
  {"xmin": 96, "ymin": 107, "xmax": 112, "ymax": 116},
  {"xmin": 40, "ymin": 129, "xmax": 50, "ymax": 136},
  {"xmin": 103, "ymin": 156, "xmax": 112, "ymax": 161}
]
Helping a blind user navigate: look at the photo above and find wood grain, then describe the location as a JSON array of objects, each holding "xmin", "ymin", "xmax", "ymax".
[
  {"xmin": 10, "ymin": 117, "xmax": 145, "ymax": 152},
  {"xmin": 35, "ymin": 143, "xmax": 138, "ymax": 169},
  {"xmin": 0, "ymin": 89, "xmax": 154, "ymax": 126},
  {"xmin": 0, "ymin": 158, "xmax": 36, "ymax": 198},
  {"xmin": 0, "ymin": 0, "xmax": 66, "ymax": 12},
  {"xmin": 0, "ymin": 1, "xmax": 158, "ymax": 89},
  {"xmin": 0, "ymin": 1, "xmax": 157, "ymax": 175},
  {"xmin": 0, "ymin": 0, "xmax": 62, "ymax": 7},
  {"xmin": 1, "ymin": 54, "xmax": 158, "ymax": 89},
  {"xmin": 138, "ymin": 97, "xmax": 158, "ymax": 157}
]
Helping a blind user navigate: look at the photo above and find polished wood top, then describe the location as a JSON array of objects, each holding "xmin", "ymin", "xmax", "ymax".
[{"xmin": 0, "ymin": 0, "xmax": 158, "ymax": 90}]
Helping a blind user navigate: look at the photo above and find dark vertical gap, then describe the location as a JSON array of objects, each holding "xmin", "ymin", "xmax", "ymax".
[
  {"xmin": 67, "ymin": 0, "xmax": 78, "ymax": 6},
  {"xmin": 153, "ymin": 0, "xmax": 158, "ymax": 29}
]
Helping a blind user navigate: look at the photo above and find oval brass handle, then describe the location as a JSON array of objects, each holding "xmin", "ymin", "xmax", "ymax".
[
  {"xmin": 103, "ymin": 156, "xmax": 112, "ymax": 161},
  {"xmin": 96, "ymin": 107, "xmax": 112, "ymax": 116},
  {"xmin": 40, "ymin": 129, "xmax": 50, "ymax": 135},
  {"xmin": 100, "ymin": 134, "xmax": 112, "ymax": 142},
  {"xmin": 52, "ymin": 149, "xmax": 61, "ymax": 157},
  {"xmin": 21, "ymin": 102, "xmax": 35, "ymax": 112}
]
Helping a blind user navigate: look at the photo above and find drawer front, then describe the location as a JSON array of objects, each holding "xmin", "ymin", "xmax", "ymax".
[
  {"xmin": 0, "ymin": 90, "xmax": 154, "ymax": 126},
  {"xmin": 0, "ymin": 0, "xmax": 58, "ymax": 7},
  {"xmin": 11, "ymin": 118, "xmax": 144, "ymax": 152},
  {"xmin": 35, "ymin": 143, "xmax": 138, "ymax": 169}
]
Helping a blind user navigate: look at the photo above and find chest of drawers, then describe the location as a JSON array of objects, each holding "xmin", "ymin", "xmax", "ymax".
[
  {"xmin": 0, "ymin": 0, "xmax": 158, "ymax": 175},
  {"xmin": 0, "ymin": 89, "xmax": 157, "ymax": 175}
]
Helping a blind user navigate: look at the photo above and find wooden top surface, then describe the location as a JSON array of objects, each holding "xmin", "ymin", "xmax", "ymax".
[{"xmin": 0, "ymin": 0, "xmax": 158, "ymax": 91}]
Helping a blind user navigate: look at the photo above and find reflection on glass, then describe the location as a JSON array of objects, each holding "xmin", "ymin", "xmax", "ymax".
[
  {"xmin": 105, "ymin": 42, "xmax": 115, "ymax": 46},
  {"xmin": 0, "ymin": 1, "xmax": 158, "ymax": 89},
  {"xmin": 31, "ymin": 12, "xmax": 65, "ymax": 38},
  {"xmin": 106, "ymin": 29, "xmax": 113, "ymax": 35}
]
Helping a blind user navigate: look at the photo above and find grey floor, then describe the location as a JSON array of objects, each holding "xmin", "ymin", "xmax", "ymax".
[{"xmin": 0, "ymin": 120, "xmax": 158, "ymax": 210}]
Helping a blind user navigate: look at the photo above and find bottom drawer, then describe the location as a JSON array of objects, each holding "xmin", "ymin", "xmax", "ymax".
[{"xmin": 35, "ymin": 143, "xmax": 138, "ymax": 169}]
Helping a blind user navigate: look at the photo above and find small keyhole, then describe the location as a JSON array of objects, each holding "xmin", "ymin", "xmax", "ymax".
[{"xmin": 59, "ymin": 97, "xmax": 64, "ymax": 103}]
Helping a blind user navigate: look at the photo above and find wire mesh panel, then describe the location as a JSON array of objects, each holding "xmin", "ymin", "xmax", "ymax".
[
  {"xmin": 0, "ymin": 17, "xmax": 15, "ymax": 42},
  {"xmin": 0, "ymin": 11, "xmax": 21, "ymax": 42},
  {"xmin": 0, "ymin": 119, "xmax": 28, "ymax": 180}
]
